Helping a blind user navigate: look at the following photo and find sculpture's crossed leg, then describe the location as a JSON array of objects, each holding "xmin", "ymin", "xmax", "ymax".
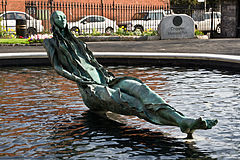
[
  {"xmin": 112, "ymin": 79, "xmax": 218, "ymax": 138},
  {"xmin": 85, "ymin": 79, "xmax": 218, "ymax": 139}
]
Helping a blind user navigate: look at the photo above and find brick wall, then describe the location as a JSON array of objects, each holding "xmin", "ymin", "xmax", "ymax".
[
  {"xmin": 6, "ymin": 1, "xmax": 26, "ymax": 12},
  {"xmin": 6, "ymin": 0, "xmax": 168, "ymax": 12}
]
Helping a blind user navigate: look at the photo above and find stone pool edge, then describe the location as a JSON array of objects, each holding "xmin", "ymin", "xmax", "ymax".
[{"xmin": 0, "ymin": 52, "xmax": 240, "ymax": 70}]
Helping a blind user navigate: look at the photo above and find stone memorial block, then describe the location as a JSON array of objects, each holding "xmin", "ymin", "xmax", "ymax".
[{"xmin": 158, "ymin": 14, "xmax": 194, "ymax": 40}]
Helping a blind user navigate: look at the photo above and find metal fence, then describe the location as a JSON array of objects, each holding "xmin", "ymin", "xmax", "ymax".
[
  {"xmin": 24, "ymin": 1, "xmax": 170, "ymax": 35},
  {"xmin": 0, "ymin": 0, "xmax": 221, "ymax": 37},
  {"xmin": 0, "ymin": 0, "xmax": 7, "ymax": 29}
]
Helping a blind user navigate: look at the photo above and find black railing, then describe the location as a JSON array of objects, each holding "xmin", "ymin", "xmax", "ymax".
[
  {"xmin": 24, "ymin": 1, "xmax": 171, "ymax": 35},
  {"xmin": 0, "ymin": 0, "xmax": 7, "ymax": 30},
  {"xmin": 0, "ymin": 0, "xmax": 221, "ymax": 37}
]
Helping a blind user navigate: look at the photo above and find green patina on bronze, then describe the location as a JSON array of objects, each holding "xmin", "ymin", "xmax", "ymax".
[{"xmin": 44, "ymin": 11, "xmax": 218, "ymax": 139}]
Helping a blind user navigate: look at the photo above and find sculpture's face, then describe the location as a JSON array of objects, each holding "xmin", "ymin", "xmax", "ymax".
[{"xmin": 53, "ymin": 11, "xmax": 67, "ymax": 29}]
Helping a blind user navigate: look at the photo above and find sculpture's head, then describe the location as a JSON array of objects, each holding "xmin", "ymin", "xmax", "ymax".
[{"xmin": 50, "ymin": 11, "xmax": 67, "ymax": 29}]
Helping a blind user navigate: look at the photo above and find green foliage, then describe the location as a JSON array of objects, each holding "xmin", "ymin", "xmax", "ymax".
[
  {"xmin": 75, "ymin": 26, "xmax": 158, "ymax": 37},
  {"xmin": 115, "ymin": 27, "xmax": 126, "ymax": 36},
  {"xmin": 0, "ymin": 26, "xmax": 158, "ymax": 44},
  {"xmin": 91, "ymin": 28, "xmax": 101, "ymax": 36},
  {"xmin": 0, "ymin": 38, "xmax": 29, "ymax": 44},
  {"xmin": 104, "ymin": 27, "xmax": 158, "ymax": 37},
  {"xmin": 142, "ymin": 29, "xmax": 158, "ymax": 36},
  {"xmin": 195, "ymin": 29, "xmax": 204, "ymax": 36},
  {"xmin": 70, "ymin": 24, "xmax": 159, "ymax": 37}
]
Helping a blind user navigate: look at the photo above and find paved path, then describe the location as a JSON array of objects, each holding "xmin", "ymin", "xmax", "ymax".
[{"xmin": 1, "ymin": 38, "xmax": 240, "ymax": 55}]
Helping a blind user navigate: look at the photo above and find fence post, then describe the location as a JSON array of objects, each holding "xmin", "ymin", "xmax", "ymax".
[
  {"xmin": 112, "ymin": 0, "xmax": 115, "ymax": 29},
  {"xmin": 49, "ymin": 0, "xmax": 53, "ymax": 14},
  {"xmin": 210, "ymin": 5, "xmax": 214, "ymax": 38},
  {"xmin": 4, "ymin": 0, "xmax": 7, "ymax": 31},
  {"xmin": 101, "ymin": 0, "xmax": 103, "ymax": 16}
]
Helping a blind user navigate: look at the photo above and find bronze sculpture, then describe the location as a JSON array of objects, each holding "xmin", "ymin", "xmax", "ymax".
[{"xmin": 44, "ymin": 11, "xmax": 217, "ymax": 139}]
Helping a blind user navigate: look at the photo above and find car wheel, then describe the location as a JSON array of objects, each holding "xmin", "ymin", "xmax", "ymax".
[
  {"xmin": 134, "ymin": 26, "xmax": 143, "ymax": 32},
  {"xmin": 216, "ymin": 24, "xmax": 221, "ymax": 34},
  {"xmin": 105, "ymin": 27, "xmax": 114, "ymax": 34},
  {"xmin": 70, "ymin": 27, "xmax": 80, "ymax": 35},
  {"xmin": 27, "ymin": 28, "xmax": 37, "ymax": 36}
]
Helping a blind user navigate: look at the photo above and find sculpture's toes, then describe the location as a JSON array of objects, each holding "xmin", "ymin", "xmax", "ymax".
[
  {"xmin": 205, "ymin": 119, "xmax": 218, "ymax": 129},
  {"xmin": 189, "ymin": 118, "xmax": 218, "ymax": 133}
]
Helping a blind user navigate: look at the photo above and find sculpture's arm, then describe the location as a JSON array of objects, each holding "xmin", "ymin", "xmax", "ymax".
[{"xmin": 44, "ymin": 39, "xmax": 96, "ymax": 85}]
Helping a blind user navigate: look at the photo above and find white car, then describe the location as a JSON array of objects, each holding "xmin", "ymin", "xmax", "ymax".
[
  {"xmin": 68, "ymin": 15, "xmax": 118, "ymax": 34},
  {"xmin": 118, "ymin": 10, "xmax": 171, "ymax": 32},
  {"xmin": 0, "ymin": 11, "xmax": 44, "ymax": 35},
  {"xmin": 193, "ymin": 12, "xmax": 221, "ymax": 34}
]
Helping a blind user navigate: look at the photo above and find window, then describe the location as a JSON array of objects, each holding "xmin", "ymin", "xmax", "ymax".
[
  {"xmin": 132, "ymin": 13, "xmax": 148, "ymax": 20},
  {"xmin": 205, "ymin": 14, "xmax": 210, "ymax": 20},
  {"xmin": 25, "ymin": 14, "xmax": 31, "ymax": 20},
  {"xmin": 95, "ymin": 17, "xmax": 105, "ymax": 22},
  {"xmin": 148, "ymin": 12, "xmax": 163, "ymax": 20},
  {"xmin": 3, "ymin": 13, "xmax": 15, "ymax": 20},
  {"xmin": 16, "ymin": 13, "xmax": 26, "ymax": 20},
  {"xmin": 84, "ymin": 17, "xmax": 95, "ymax": 23}
]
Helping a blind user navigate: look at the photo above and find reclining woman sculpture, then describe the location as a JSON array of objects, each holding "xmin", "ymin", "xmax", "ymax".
[{"xmin": 44, "ymin": 11, "xmax": 217, "ymax": 138}]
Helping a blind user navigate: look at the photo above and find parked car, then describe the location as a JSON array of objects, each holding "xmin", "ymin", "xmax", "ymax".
[
  {"xmin": 0, "ymin": 11, "xmax": 44, "ymax": 35},
  {"xmin": 68, "ymin": 15, "xmax": 118, "ymax": 34},
  {"xmin": 192, "ymin": 12, "xmax": 221, "ymax": 34},
  {"xmin": 118, "ymin": 9, "xmax": 172, "ymax": 32}
]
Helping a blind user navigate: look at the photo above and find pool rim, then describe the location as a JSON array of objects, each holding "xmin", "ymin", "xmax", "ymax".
[{"xmin": 0, "ymin": 52, "xmax": 240, "ymax": 70}]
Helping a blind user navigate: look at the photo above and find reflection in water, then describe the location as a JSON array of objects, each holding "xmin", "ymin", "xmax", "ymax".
[
  {"xmin": 50, "ymin": 111, "xmax": 212, "ymax": 159},
  {"xmin": 0, "ymin": 66, "xmax": 239, "ymax": 159}
]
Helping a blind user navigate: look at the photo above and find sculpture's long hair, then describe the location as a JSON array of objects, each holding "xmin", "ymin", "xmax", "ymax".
[{"xmin": 50, "ymin": 11, "xmax": 114, "ymax": 83}]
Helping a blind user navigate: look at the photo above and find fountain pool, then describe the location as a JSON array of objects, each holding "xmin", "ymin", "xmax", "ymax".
[{"xmin": 0, "ymin": 66, "xmax": 239, "ymax": 159}]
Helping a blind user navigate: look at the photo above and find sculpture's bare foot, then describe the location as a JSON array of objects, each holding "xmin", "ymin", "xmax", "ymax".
[{"xmin": 180, "ymin": 117, "xmax": 218, "ymax": 135}]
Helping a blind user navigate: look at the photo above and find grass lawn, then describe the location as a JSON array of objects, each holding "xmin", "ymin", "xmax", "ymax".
[{"xmin": 0, "ymin": 38, "xmax": 30, "ymax": 44}]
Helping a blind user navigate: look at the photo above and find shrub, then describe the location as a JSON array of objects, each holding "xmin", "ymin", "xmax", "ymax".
[{"xmin": 195, "ymin": 30, "xmax": 204, "ymax": 36}]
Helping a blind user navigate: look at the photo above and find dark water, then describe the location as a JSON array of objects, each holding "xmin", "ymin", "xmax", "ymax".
[{"xmin": 0, "ymin": 66, "xmax": 239, "ymax": 159}]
